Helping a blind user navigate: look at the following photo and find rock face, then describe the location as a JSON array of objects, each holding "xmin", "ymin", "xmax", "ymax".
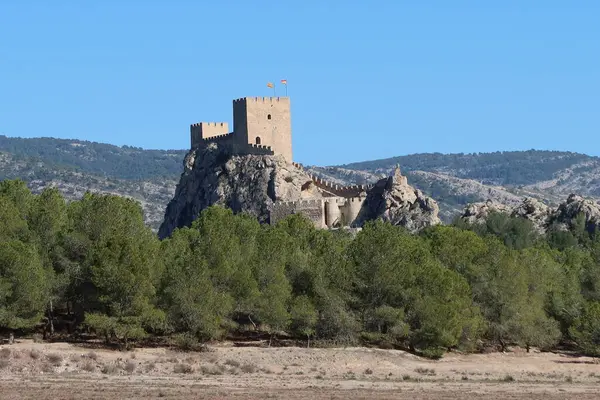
[
  {"xmin": 461, "ymin": 197, "xmax": 552, "ymax": 232},
  {"xmin": 459, "ymin": 194, "xmax": 600, "ymax": 234},
  {"xmin": 158, "ymin": 143, "xmax": 319, "ymax": 239},
  {"xmin": 551, "ymin": 194, "xmax": 600, "ymax": 233},
  {"xmin": 354, "ymin": 167, "xmax": 441, "ymax": 232}
]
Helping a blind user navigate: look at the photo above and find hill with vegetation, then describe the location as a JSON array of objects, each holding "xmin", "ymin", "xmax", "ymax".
[
  {"xmin": 0, "ymin": 135, "xmax": 598, "ymax": 227},
  {"xmin": 307, "ymin": 150, "xmax": 600, "ymax": 221},
  {"xmin": 0, "ymin": 135, "xmax": 186, "ymax": 229}
]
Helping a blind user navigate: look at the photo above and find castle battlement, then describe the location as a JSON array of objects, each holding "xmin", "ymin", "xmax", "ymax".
[
  {"xmin": 191, "ymin": 122, "xmax": 228, "ymax": 128},
  {"xmin": 192, "ymin": 96, "xmax": 292, "ymax": 161},
  {"xmin": 273, "ymin": 199, "xmax": 323, "ymax": 207},
  {"xmin": 248, "ymin": 143, "xmax": 273, "ymax": 151},
  {"xmin": 234, "ymin": 96, "xmax": 290, "ymax": 103},
  {"xmin": 200, "ymin": 132, "xmax": 232, "ymax": 142}
]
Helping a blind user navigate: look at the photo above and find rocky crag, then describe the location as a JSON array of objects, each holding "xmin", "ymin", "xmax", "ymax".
[
  {"xmin": 459, "ymin": 194, "xmax": 600, "ymax": 234},
  {"xmin": 159, "ymin": 145, "xmax": 441, "ymax": 238},
  {"xmin": 355, "ymin": 167, "xmax": 441, "ymax": 232},
  {"xmin": 158, "ymin": 143, "xmax": 319, "ymax": 238}
]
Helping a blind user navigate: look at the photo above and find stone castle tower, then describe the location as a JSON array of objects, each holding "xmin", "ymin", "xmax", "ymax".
[{"xmin": 190, "ymin": 97, "xmax": 292, "ymax": 162}]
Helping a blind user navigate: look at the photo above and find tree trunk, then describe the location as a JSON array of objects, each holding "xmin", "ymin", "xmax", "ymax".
[
  {"xmin": 248, "ymin": 315, "xmax": 257, "ymax": 330},
  {"xmin": 49, "ymin": 300, "xmax": 55, "ymax": 336},
  {"xmin": 307, "ymin": 335, "xmax": 310, "ymax": 349}
]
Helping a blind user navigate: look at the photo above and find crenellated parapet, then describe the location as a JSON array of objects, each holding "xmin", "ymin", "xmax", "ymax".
[
  {"xmin": 292, "ymin": 162, "xmax": 372, "ymax": 197},
  {"xmin": 240, "ymin": 143, "xmax": 275, "ymax": 156},
  {"xmin": 306, "ymin": 173, "xmax": 372, "ymax": 198},
  {"xmin": 234, "ymin": 96, "xmax": 289, "ymax": 104},
  {"xmin": 201, "ymin": 132, "xmax": 232, "ymax": 142}
]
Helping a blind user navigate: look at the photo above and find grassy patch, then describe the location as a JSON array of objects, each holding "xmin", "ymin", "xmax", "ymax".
[
  {"xmin": 200, "ymin": 364, "xmax": 225, "ymax": 375},
  {"xmin": 414, "ymin": 367, "xmax": 436, "ymax": 376}
]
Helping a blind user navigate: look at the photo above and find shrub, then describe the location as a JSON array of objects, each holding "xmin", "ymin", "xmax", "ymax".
[
  {"xmin": 174, "ymin": 363, "xmax": 193, "ymax": 374},
  {"xmin": 224, "ymin": 359, "xmax": 240, "ymax": 368},
  {"xmin": 0, "ymin": 359, "xmax": 9, "ymax": 369},
  {"xmin": 171, "ymin": 333, "xmax": 201, "ymax": 352},
  {"xmin": 46, "ymin": 353, "xmax": 63, "ymax": 366},
  {"xmin": 86, "ymin": 351, "xmax": 98, "ymax": 361},
  {"xmin": 145, "ymin": 362, "xmax": 156, "ymax": 373},
  {"xmin": 0, "ymin": 348, "xmax": 11, "ymax": 359},
  {"xmin": 124, "ymin": 361, "xmax": 136, "ymax": 374},
  {"xmin": 240, "ymin": 363, "xmax": 258, "ymax": 373},
  {"xmin": 41, "ymin": 363, "xmax": 54, "ymax": 373},
  {"xmin": 29, "ymin": 350, "xmax": 42, "ymax": 360},
  {"xmin": 200, "ymin": 364, "xmax": 224, "ymax": 375},
  {"xmin": 101, "ymin": 363, "xmax": 120, "ymax": 375},
  {"xmin": 80, "ymin": 360, "xmax": 96, "ymax": 372},
  {"xmin": 421, "ymin": 348, "xmax": 444, "ymax": 360},
  {"xmin": 414, "ymin": 367, "xmax": 436, "ymax": 375}
]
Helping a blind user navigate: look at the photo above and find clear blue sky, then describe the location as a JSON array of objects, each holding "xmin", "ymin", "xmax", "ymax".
[{"xmin": 1, "ymin": 1, "xmax": 598, "ymax": 165}]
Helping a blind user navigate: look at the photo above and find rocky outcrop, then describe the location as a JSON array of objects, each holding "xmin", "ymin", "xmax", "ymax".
[
  {"xmin": 459, "ymin": 194, "xmax": 600, "ymax": 234},
  {"xmin": 461, "ymin": 197, "xmax": 552, "ymax": 232},
  {"xmin": 354, "ymin": 167, "xmax": 441, "ymax": 232},
  {"xmin": 158, "ymin": 143, "xmax": 319, "ymax": 239},
  {"xmin": 550, "ymin": 194, "xmax": 600, "ymax": 233}
]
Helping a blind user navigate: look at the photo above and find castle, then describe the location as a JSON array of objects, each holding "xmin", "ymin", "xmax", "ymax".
[
  {"xmin": 191, "ymin": 96, "xmax": 292, "ymax": 161},
  {"xmin": 190, "ymin": 96, "xmax": 374, "ymax": 228}
]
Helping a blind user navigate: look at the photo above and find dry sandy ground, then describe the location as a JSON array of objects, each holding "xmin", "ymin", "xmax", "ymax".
[{"xmin": 1, "ymin": 340, "xmax": 600, "ymax": 399}]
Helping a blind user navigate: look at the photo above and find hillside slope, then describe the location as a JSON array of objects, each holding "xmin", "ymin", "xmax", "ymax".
[
  {"xmin": 0, "ymin": 135, "xmax": 597, "ymax": 227},
  {"xmin": 307, "ymin": 150, "xmax": 600, "ymax": 222}
]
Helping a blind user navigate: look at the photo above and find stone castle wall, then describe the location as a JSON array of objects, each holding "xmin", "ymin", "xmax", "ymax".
[
  {"xmin": 190, "ymin": 122, "xmax": 229, "ymax": 148},
  {"xmin": 271, "ymin": 199, "xmax": 325, "ymax": 227}
]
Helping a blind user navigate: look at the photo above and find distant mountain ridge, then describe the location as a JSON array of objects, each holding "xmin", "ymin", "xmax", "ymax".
[{"xmin": 0, "ymin": 135, "xmax": 598, "ymax": 227}]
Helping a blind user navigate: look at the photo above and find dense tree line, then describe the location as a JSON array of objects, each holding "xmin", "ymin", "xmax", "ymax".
[{"xmin": 1, "ymin": 179, "xmax": 600, "ymax": 358}]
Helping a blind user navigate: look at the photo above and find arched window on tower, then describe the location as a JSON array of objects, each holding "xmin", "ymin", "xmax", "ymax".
[
  {"xmin": 267, "ymin": 114, "xmax": 272, "ymax": 120},
  {"xmin": 255, "ymin": 137, "xmax": 261, "ymax": 145}
]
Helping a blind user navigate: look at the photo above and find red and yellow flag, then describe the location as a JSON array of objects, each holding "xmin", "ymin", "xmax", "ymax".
[
  {"xmin": 266, "ymin": 82, "xmax": 274, "ymax": 88},
  {"xmin": 280, "ymin": 79, "xmax": 287, "ymax": 85}
]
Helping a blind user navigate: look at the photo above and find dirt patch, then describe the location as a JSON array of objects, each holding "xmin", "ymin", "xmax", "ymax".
[{"xmin": 1, "ymin": 340, "xmax": 599, "ymax": 399}]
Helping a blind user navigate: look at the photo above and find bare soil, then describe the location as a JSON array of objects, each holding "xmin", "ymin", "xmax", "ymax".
[{"xmin": 1, "ymin": 340, "xmax": 600, "ymax": 399}]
